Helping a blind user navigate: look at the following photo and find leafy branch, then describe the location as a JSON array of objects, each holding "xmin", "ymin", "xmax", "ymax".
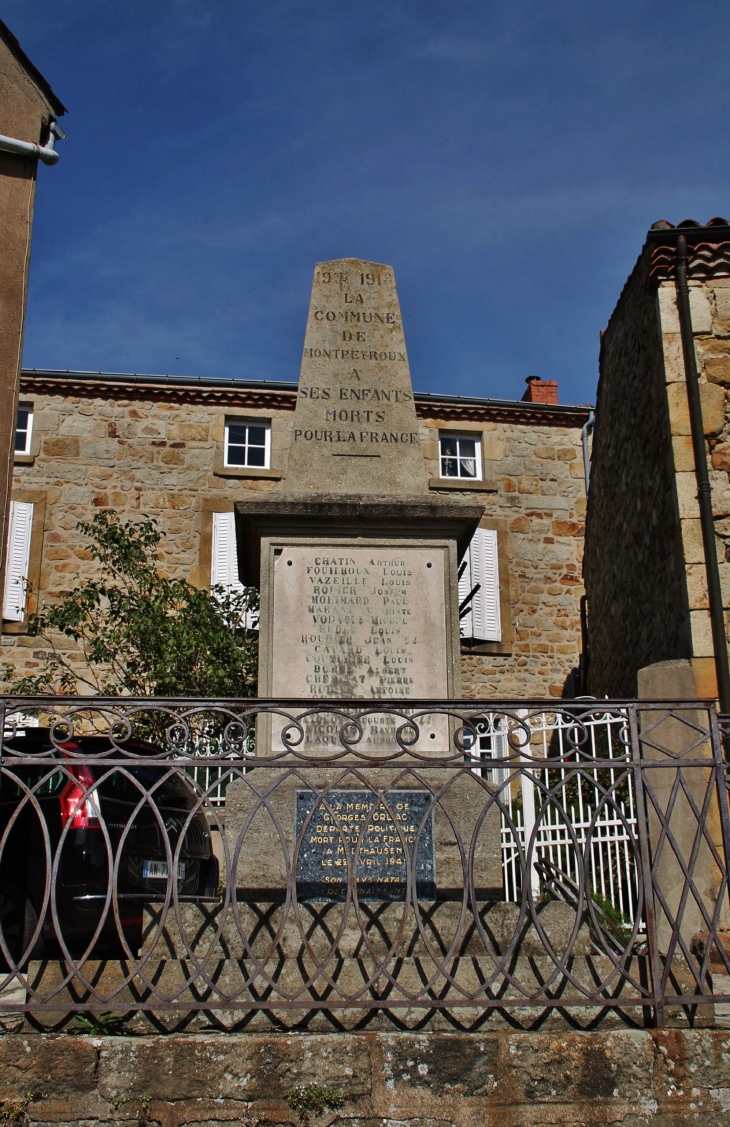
[{"xmin": 3, "ymin": 511, "xmax": 258, "ymax": 699}]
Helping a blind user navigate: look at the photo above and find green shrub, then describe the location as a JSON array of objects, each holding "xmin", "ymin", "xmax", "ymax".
[{"xmin": 4, "ymin": 510, "xmax": 258, "ymax": 698}]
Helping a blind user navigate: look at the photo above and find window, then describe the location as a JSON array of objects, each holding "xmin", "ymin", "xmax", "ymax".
[
  {"xmin": 458, "ymin": 527, "xmax": 501, "ymax": 642},
  {"xmin": 15, "ymin": 406, "xmax": 33, "ymax": 455},
  {"xmin": 464, "ymin": 719, "xmax": 508, "ymax": 786},
  {"xmin": 439, "ymin": 432, "xmax": 482, "ymax": 479},
  {"xmin": 210, "ymin": 512, "xmax": 258, "ymax": 629},
  {"xmin": 224, "ymin": 420, "xmax": 270, "ymax": 468},
  {"xmin": 3, "ymin": 501, "xmax": 34, "ymax": 621}
]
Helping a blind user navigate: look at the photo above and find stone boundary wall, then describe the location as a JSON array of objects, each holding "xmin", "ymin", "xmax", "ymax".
[
  {"xmin": 1, "ymin": 1030, "xmax": 729, "ymax": 1126},
  {"xmin": 584, "ymin": 253, "xmax": 691, "ymax": 697}
]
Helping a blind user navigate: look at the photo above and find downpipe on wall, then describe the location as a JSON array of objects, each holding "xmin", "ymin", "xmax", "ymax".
[
  {"xmin": 675, "ymin": 233, "xmax": 730, "ymax": 713},
  {"xmin": 0, "ymin": 119, "xmax": 65, "ymax": 165},
  {"xmin": 578, "ymin": 414, "xmax": 594, "ymax": 694}
]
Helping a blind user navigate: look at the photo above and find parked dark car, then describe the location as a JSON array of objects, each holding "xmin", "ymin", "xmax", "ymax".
[{"xmin": 0, "ymin": 727, "xmax": 218, "ymax": 964}]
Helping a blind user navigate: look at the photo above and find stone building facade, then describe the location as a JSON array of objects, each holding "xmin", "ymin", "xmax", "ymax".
[
  {"xmin": 0, "ymin": 20, "xmax": 65, "ymax": 621},
  {"xmin": 2, "ymin": 368, "xmax": 590, "ymax": 699},
  {"xmin": 584, "ymin": 219, "xmax": 730, "ymax": 698}
]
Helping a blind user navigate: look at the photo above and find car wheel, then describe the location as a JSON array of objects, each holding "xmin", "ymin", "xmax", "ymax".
[{"xmin": 0, "ymin": 881, "xmax": 43, "ymax": 968}]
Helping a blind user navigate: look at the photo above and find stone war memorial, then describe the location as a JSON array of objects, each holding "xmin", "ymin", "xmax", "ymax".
[
  {"xmin": 225, "ymin": 258, "xmax": 502, "ymax": 935},
  {"xmin": 98, "ymin": 257, "xmax": 727, "ymax": 1049}
]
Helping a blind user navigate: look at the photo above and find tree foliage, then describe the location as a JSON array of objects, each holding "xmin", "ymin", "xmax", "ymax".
[{"xmin": 4, "ymin": 511, "xmax": 258, "ymax": 697}]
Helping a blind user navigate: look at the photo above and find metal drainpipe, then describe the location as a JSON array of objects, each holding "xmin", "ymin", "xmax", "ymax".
[
  {"xmin": 675, "ymin": 233, "xmax": 730, "ymax": 711},
  {"xmin": 581, "ymin": 410, "xmax": 595, "ymax": 495},
  {"xmin": 0, "ymin": 119, "xmax": 66, "ymax": 165}
]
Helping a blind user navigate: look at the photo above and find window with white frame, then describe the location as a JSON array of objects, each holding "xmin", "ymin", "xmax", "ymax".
[
  {"xmin": 210, "ymin": 511, "xmax": 258, "ymax": 629},
  {"xmin": 3, "ymin": 501, "xmax": 34, "ymax": 621},
  {"xmin": 224, "ymin": 420, "xmax": 271, "ymax": 468},
  {"xmin": 465, "ymin": 718, "xmax": 508, "ymax": 785},
  {"xmin": 458, "ymin": 526, "xmax": 501, "ymax": 642},
  {"xmin": 439, "ymin": 432, "xmax": 482, "ymax": 480},
  {"xmin": 15, "ymin": 406, "xmax": 33, "ymax": 455}
]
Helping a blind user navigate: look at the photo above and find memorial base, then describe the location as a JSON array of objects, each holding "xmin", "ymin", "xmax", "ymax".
[{"xmin": 223, "ymin": 769, "xmax": 503, "ymax": 900}]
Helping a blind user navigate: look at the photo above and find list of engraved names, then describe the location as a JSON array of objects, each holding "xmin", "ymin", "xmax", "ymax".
[{"xmin": 271, "ymin": 546, "xmax": 448, "ymax": 702}]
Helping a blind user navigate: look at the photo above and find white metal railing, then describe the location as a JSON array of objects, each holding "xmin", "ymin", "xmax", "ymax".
[
  {"xmin": 181, "ymin": 727, "xmax": 252, "ymax": 806},
  {"xmin": 469, "ymin": 709, "xmax": 641, "ymax": 926}
]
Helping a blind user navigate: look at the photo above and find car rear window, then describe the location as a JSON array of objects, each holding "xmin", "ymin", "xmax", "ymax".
[
  {"xmin": 2, "ymin": 730, "xmax": 194, "ymax": 806},
  {"xmin": 0, "ymin": 767, "xmax": 65, "ymax": 799}
]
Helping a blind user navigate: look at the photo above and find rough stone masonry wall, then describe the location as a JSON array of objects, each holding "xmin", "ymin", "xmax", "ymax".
[
  {"xmin": 2, "ymin": 387, "xmax": 586, "ymax": 699},
  {"xmin": 1, "ymin": 390, "xmax": 294, "ymax": 687},
  {"xmin": 421, "ymin": 421, "xmax": 586, "ymax": 699},
  {"xmin": 584, "ymin": 257, "xmax": 691, "ymax": 698},
  {"xmin": 1, "ymin": 1030, "xmax": 729, "ymax": 1126},
  {"xmin": 654, "ymin": 275, "xmax": 730, "ymax": 696}
]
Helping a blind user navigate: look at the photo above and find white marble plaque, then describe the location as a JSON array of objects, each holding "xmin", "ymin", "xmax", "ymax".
[{"xmin": 270, "ymin": 545, "xmax": 449, "ymax": 753}]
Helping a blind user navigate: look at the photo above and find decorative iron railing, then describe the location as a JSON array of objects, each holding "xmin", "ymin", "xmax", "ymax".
[{"xmin": 0, "ymin": 696, "xmax": 728, "ymax": 1032}]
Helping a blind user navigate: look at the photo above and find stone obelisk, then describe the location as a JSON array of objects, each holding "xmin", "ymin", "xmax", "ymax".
[{"xmin": 284, "ymin": 259, "xmax": 426, "ymax": 495}]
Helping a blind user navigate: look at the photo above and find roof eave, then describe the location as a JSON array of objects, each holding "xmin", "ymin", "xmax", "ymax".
[
  {"xmin": 19, "ymin": 368, "xmax": 592, "ymax": 424},
  {"xmin": 0, "ymin": 19, "xmax": 67, "ymax": 116}
]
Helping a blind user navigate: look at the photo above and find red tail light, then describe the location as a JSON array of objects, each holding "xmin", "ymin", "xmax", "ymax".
[{"xmin": 59, "ymin": 764, "xmax": 101, "ymax": 829}]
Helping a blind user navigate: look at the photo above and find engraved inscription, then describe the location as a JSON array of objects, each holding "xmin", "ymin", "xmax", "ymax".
[
  {"xmin": 284, "ymin": 552, "xmax": 432, "ymax": 698},
  {"xmin": 285, "ymin": 257, "xmax": 427, "ymax": 494},
  {"xmin": 296, "ymin": 280, "xmax": 411, "ymax": 444},
  {"xmin": 301, "ymin": 348, "xmax": 407, "ymax": 359},
  {"xmin": 271, "ymin": 546, "xmax": 449, "ymax": 752},
  {"xmin": 295, "ymin": 789, "xmax": 435, "ymax": 901}
]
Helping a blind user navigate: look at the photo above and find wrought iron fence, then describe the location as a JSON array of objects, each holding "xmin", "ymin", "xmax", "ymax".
[{"xmin": 0, "ymin": 695, "xmax": 728, "ymax": 1032}]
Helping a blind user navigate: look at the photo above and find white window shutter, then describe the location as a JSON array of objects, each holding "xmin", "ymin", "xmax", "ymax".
[
  {"xmin": 458, "ymin": 546, "xmax": 473, "ymax": 638},
  {"xmin": 3, "ymin": 501, "xmax": 33, "ymax": 621},
  {"xmin": 211, "ymin": 512, "xmax": 257, "ymax": 629},
  {"xmin": 460, "ymin": 528, "xmax": 501, "ymax": 642},
  {"xmin": 211, "ymin": 512, "xmax": 244, "ymax": 593}
]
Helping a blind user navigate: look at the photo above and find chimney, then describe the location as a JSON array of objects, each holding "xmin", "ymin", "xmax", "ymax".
[{"xmin": 522, "ymin": 376, "xmax": 558, "ymax": 405}]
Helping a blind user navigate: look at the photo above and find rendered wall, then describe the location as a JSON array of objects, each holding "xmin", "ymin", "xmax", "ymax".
[{"xmin": 0, "ymin": 34, "xmax": 61, "ymax": 630}]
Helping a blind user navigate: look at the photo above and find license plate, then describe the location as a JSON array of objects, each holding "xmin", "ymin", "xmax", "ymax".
[{"xmin": 142, "ymin": 860, "xmax": 186, "ymax": 880}]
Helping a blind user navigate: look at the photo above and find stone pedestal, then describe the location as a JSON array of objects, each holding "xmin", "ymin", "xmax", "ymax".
[
  {"xmin": 637, "ymin": 659, "xmax": 730, "ymax": 954},
  {"xmin": 224, "ymin": 766, "xmax": 503, "ymax": 902},
  {"xmin": 228, "ymin": 495, "xmax": 497, "ymax": 899}
]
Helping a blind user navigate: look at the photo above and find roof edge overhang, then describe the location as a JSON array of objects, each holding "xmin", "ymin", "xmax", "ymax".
[
  {"xmin": 19, "ymin": 368, "xmax": 592, "ymax": 425},
  {"xmin": 0, "ymin": 20, "xmax": 67, "ymax": 116},
  {"xmin": 603, "ymin": 222, "xmax": 730, "ymax": 344}
]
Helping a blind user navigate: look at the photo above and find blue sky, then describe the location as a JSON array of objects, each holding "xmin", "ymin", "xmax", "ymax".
[{"xmin": 7, "ymin": 0, "xmax": 730, "ymax": 405}]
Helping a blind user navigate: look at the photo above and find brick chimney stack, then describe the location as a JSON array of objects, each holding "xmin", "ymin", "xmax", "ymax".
[{"xmin": 522, "ymin": 376, "xmax": 558, "ymax": 404}]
